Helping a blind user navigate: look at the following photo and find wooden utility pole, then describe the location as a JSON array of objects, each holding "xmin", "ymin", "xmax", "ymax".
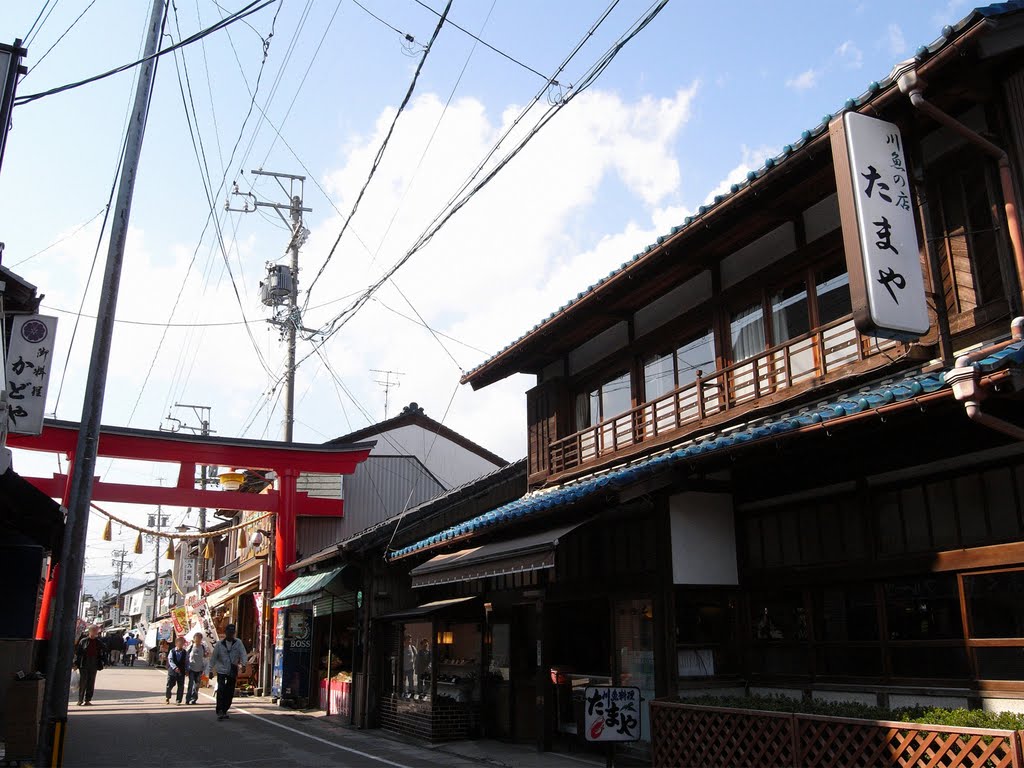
[{"xmin": 37, "ymin": 0, "xmax": 167, "ymax": 763}]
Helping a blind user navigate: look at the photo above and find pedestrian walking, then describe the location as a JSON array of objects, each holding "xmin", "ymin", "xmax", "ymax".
[
  {"xmin": 186, "ymin": 632, "xmax": 208, "ymax": 705},
  {"xmin": 210, "ymin": 624, "xmax": 247, "ymax": 721},
  {"xmin": 165, "ymin": 636, "xmax": 189, "ymax": 705},
  {"xmin": 124, "ymin": 633, "xmax": 139, "ymax": 666},
  {"xmin": 73, "ymin": 625, "xmax": 107, "ymax": 706}
]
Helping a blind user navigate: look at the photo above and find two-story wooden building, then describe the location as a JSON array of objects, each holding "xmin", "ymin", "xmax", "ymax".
[{"xmin": 387, "ymin": 4, "xmax": 1024, "ymax": 754}]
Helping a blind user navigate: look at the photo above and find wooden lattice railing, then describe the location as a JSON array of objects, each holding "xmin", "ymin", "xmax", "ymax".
[
  {"xmin": 548, "ymin": 315, "xmax": 900, "ymax": 476},
  {"xmin": 651, "ymin": 700, "xmax": 1024, "ymax": 768}
]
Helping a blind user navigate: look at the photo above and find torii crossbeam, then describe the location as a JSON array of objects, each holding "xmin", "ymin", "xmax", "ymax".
[{"xmin": 8, "ymin": 419, "xmax": 373, "ymax": 638}]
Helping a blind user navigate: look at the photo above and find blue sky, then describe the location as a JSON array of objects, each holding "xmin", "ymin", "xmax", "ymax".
[{"xmin": 0, "ymin": 0, "xmax": 972, "ymax": 578}]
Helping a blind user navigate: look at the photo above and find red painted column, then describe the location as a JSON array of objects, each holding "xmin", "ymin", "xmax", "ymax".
[
  {"xmin": 36, "ymin": 452, "xmax": 77, "ymax": 640},
  {"xmin": 275, "ymin": 469, "xmax": 297, "ymax": 594}
]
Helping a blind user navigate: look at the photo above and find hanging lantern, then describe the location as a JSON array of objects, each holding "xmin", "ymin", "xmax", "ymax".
[
  {"xmin": 218, "ymin": 471, "xmax": 245, "ymax": 491},
  {"xmin": 237, "ymin": 528, "xmax": 248, "ymax": 551},
  {"xmin": 133, "ymin": 532, "xmax": 143, "ymax": 554},
  {"xmin": 250, "ymin": 530, "xmax": 264, "ymax": 549},
  {"xmin": 101, "ymin": 518, "xmax": 112, "ymax": 542},
  {"xmin": 203, "ymin": 539, "xmax": 215, "ymax": 560},
  {"xmin": 165, "ymin": 539, "xmax": 175, "ymax": 561}
]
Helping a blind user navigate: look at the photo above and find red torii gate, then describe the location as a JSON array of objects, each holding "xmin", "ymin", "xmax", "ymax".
[{"xmin": 8, "ymin": 419, "xmax": 373, "ymax": 638}]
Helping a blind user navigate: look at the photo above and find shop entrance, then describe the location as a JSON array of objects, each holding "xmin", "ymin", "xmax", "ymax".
[{"xmin": 484, "ymin": 604, "xmax": 538, "ymax": 742}]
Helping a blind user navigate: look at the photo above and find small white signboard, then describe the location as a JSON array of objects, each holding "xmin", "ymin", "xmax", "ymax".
[
  {"xmin": 583, "ymin": 686, "xmax": 642, "ymax": 742},
  {"xmin": 4, "ymin": 314, "xmax": 58, "ymax": 435},
  {"xmin": 831, "ymin": 111, "xmax": 929, "ymax": 340}
]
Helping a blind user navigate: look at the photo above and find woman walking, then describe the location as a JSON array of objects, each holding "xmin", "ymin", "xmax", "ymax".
[
  {"xmin": 124, "ymin": 633, "xmax": 139, "ymax": 666},
  {"xmin": 186, "ymin": 632, "xmax": 208, "ymax": 705},
  {"xmin": 165, "ymin": 636, "xmax": 189, "ymax": 705}
]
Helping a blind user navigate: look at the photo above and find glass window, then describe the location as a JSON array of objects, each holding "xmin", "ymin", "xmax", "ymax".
[
  {"xmin": 814, "ymin": 586, "xmax": 878, "ymax": 642},
  {"xmin": 643, "ymin": 353, "xmax": 675, "ymax": 401},
  {"xmin": 576, "ymin": 372, "xmax": 632, "ymax": 430},
  {"xmin": 883, "ymin": 576, "xmax": 963, "ymax": 641},
  {"xmin": 730, "ymin": 304, "xmax": 766, "ymax": 362},
  {"xmin": 965, "ymin": 570, "xmax": 1024, "ymax": 639},
  {"xmin": 676, "ymin": 330, "xmax": 716, "ymax": 388},
  {"xmin": 751, "ymin": 592, "xmax": 808, "ymax": 641},
  {"xmin": 890, "ymin": 646, "xmax": 970, "ymax": 679},
  {"xmin": 816, "ymin": 263, "xmax": 852, "ymax": 324},
  {"xmin": 770, "ymin": 281, "xmax": 810, "ymax": 344},
  {"xmin": 401, "ymin": 622, "xmax": 433, "ymax": 699}
]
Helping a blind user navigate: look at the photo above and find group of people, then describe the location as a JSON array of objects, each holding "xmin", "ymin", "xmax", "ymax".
[
  {"xmin": 72, "ymin": 622, "xmax": 248, "ymax": 720},
  {"xmin": 403, "ymin": 634, "xmax": 431, "ymax": 696}
]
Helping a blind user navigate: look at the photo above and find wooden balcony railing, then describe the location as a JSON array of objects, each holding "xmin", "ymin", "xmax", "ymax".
[{"xmin": 548, "ymin": 316, "xmax": 899, "ymax": 476}]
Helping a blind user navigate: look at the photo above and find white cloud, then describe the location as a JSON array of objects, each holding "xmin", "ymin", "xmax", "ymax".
[
  {"xmin": 786, "ymin": 68, "xmax": 818, "ymax": 91},
  {"xmin": 835, "ymin": 40, "xmax": 863, "ymax": 69},
  {"xmin": 885, "ymin": 24, "xmax": 907, "ymax": 57},
  {"xmin": 703, "ymin": 145, "xmax": 776, "ymax": 205}
]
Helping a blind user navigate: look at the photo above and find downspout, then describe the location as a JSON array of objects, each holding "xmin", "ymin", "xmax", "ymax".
[
  {"xmin": 899, "ymin": 71, "xmax": 1024, "ymax": 314},
  {"xmin": 946, "ymin": 317, "xmax": 1024, "ymax": 440}
]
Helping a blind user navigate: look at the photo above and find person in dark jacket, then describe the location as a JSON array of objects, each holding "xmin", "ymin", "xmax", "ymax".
[
  {"xmin": 165, "ymin": 636, "xmax": 189, "ymax": 705},
  {"xmin": 73, "ymin": 625, "xmax": 106, "ymax": 706}
]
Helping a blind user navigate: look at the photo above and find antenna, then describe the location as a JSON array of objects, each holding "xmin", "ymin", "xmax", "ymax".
[{"xmin": 371, "ymin": 369, "xmax": 404, "ymax": 420}]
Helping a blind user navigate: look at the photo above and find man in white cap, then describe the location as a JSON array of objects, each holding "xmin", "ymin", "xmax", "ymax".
[{"xmin": 210, "ymin": 623, "xmax": 247, "ymax": 720}]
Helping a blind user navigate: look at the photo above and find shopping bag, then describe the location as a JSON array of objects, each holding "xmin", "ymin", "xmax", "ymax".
[
  {"xmin": 201, "ymin": 674, "xmax": 210, "ymax": 688},
  {"xmin": 70, "ymin": 669, "xmax": 80, "ymax": 696}
]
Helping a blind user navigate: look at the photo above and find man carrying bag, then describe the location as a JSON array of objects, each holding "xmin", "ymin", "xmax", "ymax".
[
  {"xmin": 210, "ymin": 623, "xmax": 247, "ymax": 720},
  {"xmin": 73, "ymin": 625, "xmax": 106, "ymax": 706}
]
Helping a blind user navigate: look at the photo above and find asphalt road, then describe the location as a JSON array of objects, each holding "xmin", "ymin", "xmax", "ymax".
[{"xmin": 61, "ymin": 666, "xmax": 597, "ymax": 768}]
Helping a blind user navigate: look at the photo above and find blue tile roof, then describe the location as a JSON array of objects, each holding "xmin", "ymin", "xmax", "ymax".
[
  {"xmin": 396, "ymin": 340, "xmax": 1024, "ymax": 559},
  {"xmin": 462, "ymin": 3, "xmax": 1024, "ymax": 384}
]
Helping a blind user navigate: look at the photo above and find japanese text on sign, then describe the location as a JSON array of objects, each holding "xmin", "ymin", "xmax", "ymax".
[
  {"xmin": 4, "ymin": 315, "xmax": 58, "ymax": 435},
  {"xmin": 583, "ymin": 686, "xmax": 642, "ymax": 742},
  {"xmin": 831, "ymin": 111, "xmax": 928, "ymax": 339}
]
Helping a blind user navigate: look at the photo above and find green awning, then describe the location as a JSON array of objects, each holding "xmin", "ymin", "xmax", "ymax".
[{"xmin": 270, "ymin": 567, "xmax": 347, "ymax": 609}]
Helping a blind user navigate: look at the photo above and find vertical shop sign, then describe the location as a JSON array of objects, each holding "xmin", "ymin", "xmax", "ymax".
[
  {"xmin": 4, "ymin": 315, "xmax": 58, "ymax": 435},
  {"xmin": 831, "ymin": 111, "xmax": 928, "ymax": 339}
]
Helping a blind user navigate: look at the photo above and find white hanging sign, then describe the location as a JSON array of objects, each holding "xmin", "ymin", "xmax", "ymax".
[
  {"xmin": 4, "ymin": 315, "xmax": 58, "ymax": 435},
  {"xmin": 830, "ymin": 111, "xmax": 929, "ymax": 340}
]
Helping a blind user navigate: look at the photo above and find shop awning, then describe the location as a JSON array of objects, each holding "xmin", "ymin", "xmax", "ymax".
[
  {"xmin": 376, "ymin": 596, "xmax": 478, "ymax": 622},
  {"xmin": 409, "ymin": 522, "xmax": 584, "ymax": 588},
  {"xmin": 0, "ymin": 467, "xmax": 64, "ymax": 555},
  {"xmin": 207, "ymin": 578, "xmax": 259, "ymax": 609},
  {"xmin": 270, "ymin": 567, "xmax": 349, "ymax": 609}
]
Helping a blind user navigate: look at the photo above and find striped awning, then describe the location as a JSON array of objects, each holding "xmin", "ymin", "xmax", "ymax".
[
  {"xmin": 207, "ymin": 578, "xmax": 259, "ymax": 609},
  {"xmin": 270, "ymin": 567, "xmax": 347, "ymax": 609}
]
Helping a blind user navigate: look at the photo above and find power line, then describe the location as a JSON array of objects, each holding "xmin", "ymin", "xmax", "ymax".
[
  {"xmin": 372, "ymin": 295, "xmax": 487, "ymax": 354},
  {"xmin": 410, "ymin": 0, "xmax": 552, "ymax": 84},
  {"xmin": 14, "ymin": 0, "xmax": 277, "ymax": 106},
  {"xmin": 350, "ymin": 0, "xmax": 423, "ymax": 53},
  {"xmin": 8, "ymin": 206, "xmax": 106, "ymax": 267},
  {"xmin": 25, "ymin": 0, "xmax": 97, "ymax": 76},
  {"xmin": 302, "ymin": 0, "xmax": 454, "ymax": 309},
  {"xmin": 24, "ymin": 0, "xmax": 59, "ymax": 45},
  {"xmin": 305, "ymin": 0, "xmax": 643, "ymax": 354}
]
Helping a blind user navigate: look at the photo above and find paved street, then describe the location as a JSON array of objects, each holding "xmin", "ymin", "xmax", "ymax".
[{"xmin": 61, "ymin": 666, "xmax": 600, "ymax": 768}]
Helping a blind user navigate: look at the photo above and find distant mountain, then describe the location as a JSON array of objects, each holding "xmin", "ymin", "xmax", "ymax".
[{"xmin": 81, "ymin": 574, "xmax": 146, "ymax": 601}]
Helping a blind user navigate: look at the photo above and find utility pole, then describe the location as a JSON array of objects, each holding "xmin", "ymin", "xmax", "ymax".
[
  {"xmin": 110, "ymin": 549, "xmax": 131, "ymax": 627},
  {"xmin": 147, "ymin": 503, "xmax": 168, "ymax": 628},
  {"xmin": 227, "ymin": 169, "xmax": 312, "ymax": 443},
  {"xmin": 162, "ymin": 403, "xmax": 214, "ymax": 579},
  {"xmin": 38, "ymin": 0, "xmax": 166, "ymax": 763},
  {"xmin": 371, "ymin": 369, "xmax": 404, "ymax": 419}
]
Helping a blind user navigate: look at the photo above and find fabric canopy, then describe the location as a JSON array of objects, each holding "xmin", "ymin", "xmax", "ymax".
[
  {"xmin": 376, "ymin": 596, "xmax": 478, "ymax": 622},
  {"xmin": 269, "ymin": 567, "xmax": 347, "ymax": 609},
  {"xmin": 409, "ymin": 522, "xmax": 584, "ymax": 588},
  {"xmin": 207, "ymin": 578, "xmax": 259, "ymax": 609}
]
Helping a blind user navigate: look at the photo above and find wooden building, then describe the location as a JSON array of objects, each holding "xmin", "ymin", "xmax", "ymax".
[{"xmin": 385, "ymin": 4, "xmax": 1024, "ymax": 755}]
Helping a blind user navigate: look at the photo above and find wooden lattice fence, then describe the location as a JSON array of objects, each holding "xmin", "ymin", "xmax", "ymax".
[{"xmin": 651, "ymin": 700, "xmax": 1024, "ymax": 768}]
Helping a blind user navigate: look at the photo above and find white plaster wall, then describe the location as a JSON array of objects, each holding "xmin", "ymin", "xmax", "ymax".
[
  {"xmin": 889, "ymin": 693, "xmax": 969, "ymax": 710},
  {"xmin": 361, "ymin": 424, "xmax": 503, "ymax": 489},
  {"xmin": 982, "ymin": 697, "xmax": 1024, "ymax": 714},
  {"xmin": 676, "ymin": 686, "xmax": 747, "ymax": 699},
  {"xmin": 749, "ymin": 687, "xmax": 802, "ymax": 701},
  {"xmin": 669, "ymin": 492, "xmax": 738, "ymax": 585},
  {"xmin": 812, "ymin": 690, "xmax": 877, "ymax": 706}
]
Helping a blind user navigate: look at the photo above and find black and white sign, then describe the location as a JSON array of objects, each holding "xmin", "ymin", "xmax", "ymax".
[
  {"xmin": 4, "ymin": 315, "xmax": 58, "ymax": 435},
  {"xmin": 831, "ymin": 111, "xmax": 929, "ymax": 340},
  {"xmin": 583, "ymin": 686, "xmax": 642, "ymax": 742}
]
